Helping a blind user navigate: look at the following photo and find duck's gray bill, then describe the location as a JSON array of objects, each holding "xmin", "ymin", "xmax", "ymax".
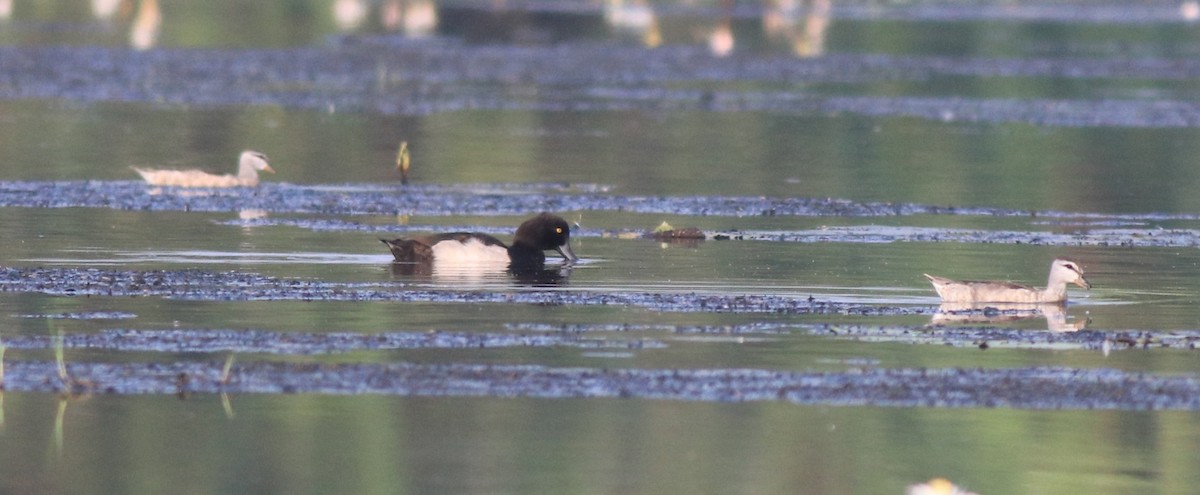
[{"xmin": 557, "ymin": 242, "xmax": 578, "ymax": 262}]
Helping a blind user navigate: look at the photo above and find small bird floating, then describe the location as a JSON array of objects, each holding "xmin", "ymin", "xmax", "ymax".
[
  {"xmin": 131, "ymin": 150, "xmax": 275, "ymax": 187},
  {"xmin": 924, "ymin": 259, "xmax": 1091, "ymax": 304}
]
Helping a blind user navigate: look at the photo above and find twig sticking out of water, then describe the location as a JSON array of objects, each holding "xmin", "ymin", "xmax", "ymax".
[
  {"xmin": 0, "ymin": 336, "xmax": 6, "ymax": 388},
  {"xmin": 53, "ymin": 333, "xmax": 68, "ymax": 383},
  {"xmin": 219, "ymin": 354, "xmax": 237, "ymax": 419},
  {"xmin": 396, "ymin": 140, "xmax": 411, "ymax": 185},
  {"xmin": 221, "ymin": 392, "xmax": 235, "ymax": 419},
  {"xmin": 220, "ymin": 353, "xmax": 236, "ymax": 385},
  {"xmin": 52, "ymin": 396, "xmax": 66, "ymax": 458},
  {"xmin": 51, "ymin": 329, "xmax": 95, "ymax": 396}
]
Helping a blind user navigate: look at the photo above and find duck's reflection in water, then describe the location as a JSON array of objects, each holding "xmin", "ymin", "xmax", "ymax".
[
  {"xmin": 389, "ymin": 261, "xmax": 572, "ymax": 287},
  {"xmin": 930, "ymin": 302, "xmax": 1089, "ymax": 332},
  {"xmin": 237, "ymin": 209, "xmax": 269, "ymax": 221},
  {"xmin": 510, "ymin": 265, "xmax": 572, "ymax": 287}
]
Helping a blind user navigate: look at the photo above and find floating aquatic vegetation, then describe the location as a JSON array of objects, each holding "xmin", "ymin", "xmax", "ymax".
[
  {"xmin": 645, "ymin": 220, "xmax": 706, "ymax": 241},
  {"xmin": 12, "ymin": 180, "xmax": 1200, "ymax": 232},
  {"xmin": 804, "ymin": 324, "xmax": 1200, "ymax": 351},
  {"xmin": 5, "ymin": 324, "xmax": 1181, "ymax": 355},
  {"xmin": 0, "ymin": 359, "xmax": 1198, "ymax": 410},
  {"xmin": 0, "ymin": 180, "xmax": 1008, "ymax": 217},
  {"xmin": 711, "ymin": 225, "xmax": 1200, "ymax": 248},
  {"xmin": 505, "ymin": 321, "xmax": 795, "ymax": 335},
  {"xmin": 0, "ymin": 328, "xmax": 664, "ymax": 354},
  {"xmin": 0, "ymin": 265, "xmax": 927, "ymax": 315},
  {"xmin": 16, "ymin": 311, "xmax": 137, "ymax": 320}
]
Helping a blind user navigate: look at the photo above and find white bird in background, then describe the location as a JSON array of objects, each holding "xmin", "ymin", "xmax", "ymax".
[
  {"xmin": 131, "ymin": 150, "xmax": 276, "ymax": 188},
  {"xmin": 924, "ymin": 259, "xmax": 1091, "ymax": 304}
]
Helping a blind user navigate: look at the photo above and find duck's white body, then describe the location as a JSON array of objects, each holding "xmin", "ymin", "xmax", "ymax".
[
  {"xmin": 924, "ymin": 259, "xmax": 1091, "ymax": 304},
  {"xmin": 430, "ymin": 237, "xmax": 512, "ymax": 266},
  {"xmin": 132, "ymin": 151, "xmax": 274, "ymax": 187}
]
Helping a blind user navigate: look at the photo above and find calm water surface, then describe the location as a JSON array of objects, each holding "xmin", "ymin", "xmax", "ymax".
[
  {"xmin": 1, "ymin": 393, "xmax": 1198, "ymax": 494},
  {"xmin": 3, "ymin": 1, "xmax": 1200, "ymax": 494}
]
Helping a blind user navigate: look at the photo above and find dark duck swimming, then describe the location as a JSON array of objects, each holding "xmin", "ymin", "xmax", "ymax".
[{"xmin": 381, "ymin": 213, "xmax": 578, "ymax": 271}]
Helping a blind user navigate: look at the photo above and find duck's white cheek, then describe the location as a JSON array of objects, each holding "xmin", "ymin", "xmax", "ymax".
[{"xmin": 432, "ymin": 238, "xmax": 511, "ymax": 265}]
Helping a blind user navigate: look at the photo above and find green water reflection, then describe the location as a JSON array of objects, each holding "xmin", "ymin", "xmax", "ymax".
[{"xmin": 0, "ymin": 393, "xmax": 1197, "ymax": 494}]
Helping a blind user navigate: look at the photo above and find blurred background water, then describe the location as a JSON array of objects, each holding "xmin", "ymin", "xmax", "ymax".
[{"xmin": 3, "ymin": 1, "xmax": 1200, "ymax": 494}]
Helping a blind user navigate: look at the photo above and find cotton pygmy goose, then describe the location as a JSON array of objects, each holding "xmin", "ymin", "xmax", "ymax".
[
  {"xmin": 131, "ymin": 150, "xmax": 275, "ymax": 187},
  {"xmin": 924, "ymin": 259, "xmax": 1091, "ymax": 304}
]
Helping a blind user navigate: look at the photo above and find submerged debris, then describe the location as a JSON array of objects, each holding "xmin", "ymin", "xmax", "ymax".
[{"xmin": 645, "ymin": 227, "xmax": 706, "ymax": 241}]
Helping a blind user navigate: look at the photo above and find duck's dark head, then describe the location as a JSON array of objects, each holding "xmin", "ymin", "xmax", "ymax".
[{"xmin": 512, "ymin": 213, "xmax": 577, "ymax": 263}]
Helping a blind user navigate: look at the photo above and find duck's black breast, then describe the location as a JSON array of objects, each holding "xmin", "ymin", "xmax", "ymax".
[{"xmin": 381, "ymin": 233, "xmax": 509, "ymax": 263}]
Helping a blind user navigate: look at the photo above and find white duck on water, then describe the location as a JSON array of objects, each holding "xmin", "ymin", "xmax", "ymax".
[
  {"xmin": 132, "ymin": 150, "xmax": 275, "ymax": 187},
  {"xmin": 924, "ymin": 259, "xmax": 1091, "ymax": 304}
]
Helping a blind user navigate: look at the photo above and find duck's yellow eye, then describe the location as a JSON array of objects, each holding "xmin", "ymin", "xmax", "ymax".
[{"xmin": 555, "ymin": 227, "xmax": 563, "ymax": 234}]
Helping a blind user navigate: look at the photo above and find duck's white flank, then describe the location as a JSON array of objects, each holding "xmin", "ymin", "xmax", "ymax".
[{"xmin": 430, "ymin": 238, "xmax": 511, "ymax": 266}]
